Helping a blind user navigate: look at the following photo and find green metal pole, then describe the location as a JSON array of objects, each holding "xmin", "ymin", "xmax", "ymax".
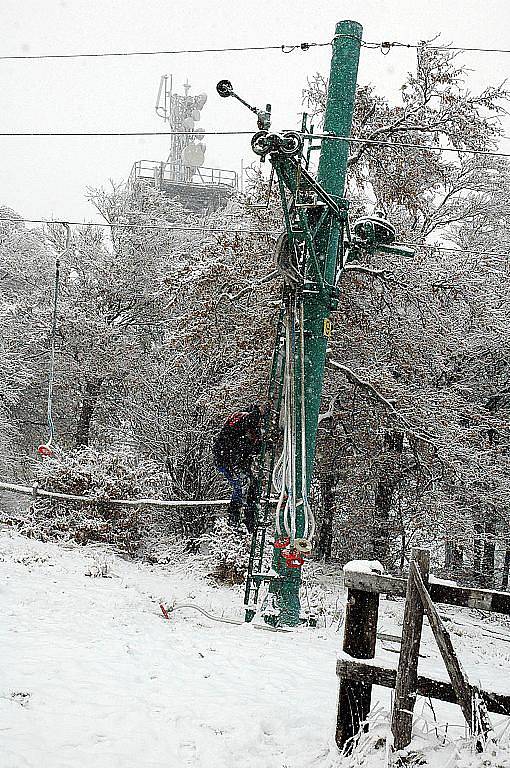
[
  {"xmin": 300, "ymin": 19, "xmax": 363, "ymax": 477},
  {"xmin": 273, "ymin": 20, "xmax": 363, "ymax": 626},
  {"xmin": 318, "ymin": 20, "xmax": 363, "ymax": 196}
]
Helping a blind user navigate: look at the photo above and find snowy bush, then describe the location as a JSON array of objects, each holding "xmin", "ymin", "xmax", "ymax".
[
  {"xmin": 20, "ymin": 447, "xmax": 163, "ymax": 554},
  {"xmin": 201, "ymin": 517, "xmax": 251, "ymax": 585}
]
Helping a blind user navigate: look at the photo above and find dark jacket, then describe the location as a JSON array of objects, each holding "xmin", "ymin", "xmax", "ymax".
[{"xmin": 213, "ymin": 406, "xmax": 263, "ymax": 471}]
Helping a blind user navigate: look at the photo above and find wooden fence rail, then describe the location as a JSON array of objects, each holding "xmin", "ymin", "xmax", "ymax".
[
  {"xmin": 343, "ymin": 569, "xmax": 510, "ymax": 616},
  {"xmin": 336, "ymin": 656, "xmax": 510, "ymax": 716}
]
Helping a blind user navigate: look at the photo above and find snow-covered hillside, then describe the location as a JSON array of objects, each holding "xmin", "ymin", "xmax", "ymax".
[{"xmin": 1, "ymin": 530, "xmax": 509, "ymax": 768}]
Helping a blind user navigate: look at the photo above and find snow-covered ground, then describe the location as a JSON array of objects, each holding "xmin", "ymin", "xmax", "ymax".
[{"xmin": 1, "ymin": 529, "xmax": 510, "ymax": 768}]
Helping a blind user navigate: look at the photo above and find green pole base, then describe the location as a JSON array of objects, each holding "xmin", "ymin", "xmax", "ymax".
[
  {"xmin": 277, "ymin": 569, "xmax": 302, "ymax": 626},
  {"xmin": 265, "ymin": 550, "xmax": 302, "ymax": 627}
]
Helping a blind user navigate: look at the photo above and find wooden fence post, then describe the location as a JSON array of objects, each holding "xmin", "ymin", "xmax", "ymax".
[
  {"xmin": 336, "ymin": 586, "xmax": 380, "ymax": 752},
  {"xmin": 392, "ymin": 547, "xmax": 430, "ymax": 751},
  {"xmin": 411, "ymin": 560, "xmax": 492, "ymax": 746}
]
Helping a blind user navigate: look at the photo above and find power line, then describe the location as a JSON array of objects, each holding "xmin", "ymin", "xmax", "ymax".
[
  {"xmin": 0, "ymin": 129, "xmax": 507, "ymax": 159},
  {"xmin": 0, "ymin": 216, "xmax": 276, "ymax": 235},
  {"xmin": 364, "ymin": 40, "xmax": 510, "ymax": 55},
  {"xmin": 0, "ymin": 216, "xmax": 507, "ymax": 260},
  {"xmin": 1, "ymin": 36, "xmax": 510, "ymax": 62},
  {"xmin": 0, "ymin": 40, "xmax": 329, "ymax": 62},
  {"xmin": 314, "ymin": 133, "xmax": 510, "ymax": 159},
  {"xmin": 399, "ymin": 242, "xmax": 509, "ymax": 259},
  {"xmin": 0, "ymin": 130, "xmax": 253, "ymax": 137}
]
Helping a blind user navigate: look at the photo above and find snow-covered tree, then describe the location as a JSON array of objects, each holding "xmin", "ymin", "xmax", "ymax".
[{"xmin": 304, "ymin": 44, "xmax": 510, "ymax": 586}]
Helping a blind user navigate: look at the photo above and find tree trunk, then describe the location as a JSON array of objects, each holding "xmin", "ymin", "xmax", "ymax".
[
  {"xmin": 473, "ymin": 521, "xmax": 483, "ymax": 577},
  {"xmin": 473, "ymin": 520, "xmax": 496, "ymax": 588},
  {"xmin": 501, "ymin": 548, "xmax": 510, "ymax": 591},
  {"xmin": 372, "ymin": 431, "xmax": 403, "ymax": 568},
  {"xmin": 75, "ymin": 377, "xmax": 104, "ymax": 447},
  {"xmin": 445, "ymin": 539, "xmax": 464, "ymax": 572},
  {"xmin": 315, "ymin": 474, "xmax": 335, "ymax": 561},
  {"xmin": 481, "ymin": 521, "xmax": 496, "ymax": 589}
]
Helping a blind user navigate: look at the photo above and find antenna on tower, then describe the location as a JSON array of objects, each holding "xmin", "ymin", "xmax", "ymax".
[
  {"xmin": 155, "ymin": 75, "xmax": 207, "ymax": 177},
  {"xmin": 155, "ymin": 74, "xmax": 173, "ymax": 121},
  {"xmin": 129, "ymin": 75, "xmax": 237, "ymax": 212}
]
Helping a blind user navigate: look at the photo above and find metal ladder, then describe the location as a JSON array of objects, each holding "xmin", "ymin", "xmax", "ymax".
[{"xmin": 243, "ymin": 301, "xmax": 287, "ymax": 621}]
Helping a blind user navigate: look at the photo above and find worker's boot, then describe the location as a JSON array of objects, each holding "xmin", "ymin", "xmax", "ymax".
[
  {"xmin": 228, "ymin": 499, "xmax": 242, "ymax": 528},
  {"xmin": 243, "ymin": 478, "xmax": 257, "ymax": 533}
]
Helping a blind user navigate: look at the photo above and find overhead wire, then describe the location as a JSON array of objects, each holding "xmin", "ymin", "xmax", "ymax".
[
  {"xmin": 3, "ymin": 29, "xmax": 506, "ymax": 556},
  {"xmin": 362, "ymin": 40, "xmax": 510, "ymax": 55},
  {"xmin": 0, "ymin": 129, "xmax": 508, "ymax": 160},
  {"xmin": 1, "ymin": 36, "xmax": 510, "ymax": 62},
  {"xmin": 0, "ymin": 216, "xmax": 508, "ymax": 260},
  {"xmin": 0, "ymin": 33, "xmax": 502, "ymax": 256},
  {"xmin": 314, "ymin": 133, "xmax": 510, "ymax": 159},
  {"xmin": 0, "ymin": 216, "xmax": 277, "ymax": 235},
  {"xmin": 398, "ymin": 242, "xmax": 510, "ymax": 259},
  {"xmin": 0, "ymin": 40, "xmax": 330, "ymax": 62}
]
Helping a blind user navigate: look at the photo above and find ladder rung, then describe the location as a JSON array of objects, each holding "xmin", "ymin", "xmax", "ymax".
[{"xmin": 251, "ymin": 572, "xmax": 281, "ymax": 582}]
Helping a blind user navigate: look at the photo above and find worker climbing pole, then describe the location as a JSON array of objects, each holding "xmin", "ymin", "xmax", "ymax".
[{"xmin": 218, "ymin": 20, "xmax": 412, "ymax": 627}]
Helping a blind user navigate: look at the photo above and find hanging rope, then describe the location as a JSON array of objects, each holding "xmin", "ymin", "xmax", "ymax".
[
  {"xmin": 38, "ymin": 222, "xmax": 70, "ymax": 457},
  {"xmin": 273, "ymin": 301, "xmax": 297, "ymax": 541},
  {"xmin": 272, "ymin": 294, "xmax": 315, "ymax": 549},
  {"xmin": 298, "ymin": 300, "xmax": 315, "ymax": 542}
]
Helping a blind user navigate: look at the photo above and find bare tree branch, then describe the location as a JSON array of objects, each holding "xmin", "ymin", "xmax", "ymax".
[{"xmin": 326, "ymin": 358, "xmax": 437, "ymax": 446}]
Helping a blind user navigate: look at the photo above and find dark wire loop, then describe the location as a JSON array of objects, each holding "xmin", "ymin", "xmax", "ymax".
[{"xmin": 331, "ymin": 33, "xmax": 363, "ymax": 45}]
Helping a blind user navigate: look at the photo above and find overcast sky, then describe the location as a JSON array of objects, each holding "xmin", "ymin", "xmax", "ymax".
[{"xmin": 0, "ymin": 0, "xmax": 509, "ymax": 223}]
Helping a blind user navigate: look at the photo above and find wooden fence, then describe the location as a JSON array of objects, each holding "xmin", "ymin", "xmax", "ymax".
[{"xmin": 336, "ymin": 548, "xmax": 510, "ymax": 754}]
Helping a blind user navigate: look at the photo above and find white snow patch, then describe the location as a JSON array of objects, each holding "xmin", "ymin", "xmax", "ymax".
[
  {"xmin": 2, "ymin": 531, "xmax": 510, "ymax": 767},
  {"xmin": 343, "ymin": 559, "xmax": 385, "ymax": 575},
  {"xmin": 0, "ymin": 531, "xmax": 341, "ymax": 767},
  {"xmin": 429, "ymin": 575, "xmax": 458, "ymax": 586}
]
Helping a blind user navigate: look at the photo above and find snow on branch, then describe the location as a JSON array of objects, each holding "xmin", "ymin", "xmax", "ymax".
[
  {"xmin": 343, "ymin": 263, "xmax": 402, "ymax": 284},
  {"xmin": 326, "ymin": 358, "xmax": 436, "ymax": 446},
  {"xmin": 217, "ymin": 269, "xmax": 279, "ymax": 304}
]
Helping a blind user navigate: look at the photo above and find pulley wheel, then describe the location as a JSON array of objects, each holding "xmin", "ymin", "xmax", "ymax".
[
  {"xmin": 251, "ymin": 130, "xmax": 273, "ymax": 157},
  {"xmin": 294, "ymin": 538, "xmax": 313, "ymax": 555},
  {"xmin": 279, "ymin": 131, "xmax": 303, "ymax": 156},
  {"xmin": 216, "ymin": 79, "xmax": 234, "ymax": 98}
]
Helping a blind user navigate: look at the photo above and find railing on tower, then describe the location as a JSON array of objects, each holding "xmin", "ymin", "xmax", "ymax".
[{"xmin": 128, "ymin": 160, "xmax": 238, "ymax": 192}]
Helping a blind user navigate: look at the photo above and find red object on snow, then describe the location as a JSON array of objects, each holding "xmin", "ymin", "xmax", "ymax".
[
  {"xmin": 282, "ymin": 551, "xmax": 304, "ymax": 569},
  {"xmin": 160, "ymin": 603, "xmax": 170, "ymax": 620},
  {"xmin": 37, "ymin": 444, "xmax": 54, "ymax": 458},
  {"xmin": 274, "ymin": 537, "xmax": 290, "ymax": 549}
]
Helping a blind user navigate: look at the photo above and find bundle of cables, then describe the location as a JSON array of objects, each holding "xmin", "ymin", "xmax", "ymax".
[{"xmin": 271, "ymin": 297, "xmax": 315, "ymax": 557}]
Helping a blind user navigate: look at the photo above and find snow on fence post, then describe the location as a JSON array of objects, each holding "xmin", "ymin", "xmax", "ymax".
[
  {"xmin": 391, "ymin": 547, "xmax": 430, "ymax": 751},
  {"xmin": 335, "ymin": 560, "xmax": 382, "ymax": 753}
]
